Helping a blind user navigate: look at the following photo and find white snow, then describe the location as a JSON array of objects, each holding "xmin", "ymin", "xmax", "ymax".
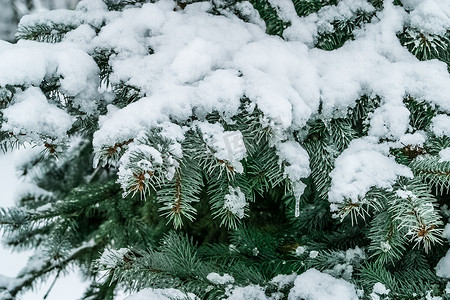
[
  {"xmin": 436, "ymin": 249, "xmax": 450, "ymax": 279},
  {"xmin": 432, "ymin": 115, "xmax": 450, "ymax": 137},
  {"xmin": 1, "ymin": 87, "xmax": 73, "ymax": 142},
  {"xmin": 406, "ymin": 0, "xmax": 450, "ymax": 35},
  {"xmin": 98, "ymin": 248, "xmax": 129, "ymax": 269},
  {"xmin": 425, "ymin": 292, "xmax": 443, "ymax": 300},
  {"xmin": 295, "ymin": 246, "xmax": 306, "ymax": 256},
  {"xmin": 234, "ymin": 2, "xmax": 266, "ymax": 31},
  {"xmin": 223, "ymin": 186, "xmax": 247, "ymax": 219},
  {"xmin": 18, "ymin": 0, "xmax": 111, "ymax": 35},
  {"xmin": 398, "ymin": 132, "xmax": 426, "ymax": 147},
  {"xmin": 309, "ymin": 251, "xmax": 319, "ymax": 259},
  {"xmin": 439, "ymin": 148, "xmax": 450, "ymax": 162},
  {"xmin": 115, "ymin": 128, "xmax": 183, "ymax": 193},
  {"xmin": 370, "ymin": 282, "xmax": 390, "ymax": 299},
  {"xmin": 196, "ymin": 122, "xmax": 247, "ymax": 173},
  {"xmin": 321, "ymin": 247, "xmax": 365, "ymax": 280},
  {"xmin": 206, "ymin": 273, "xmax": 235, "ymax": 285},
  {"xmin": 395, "ymin": 189, "xmax": 415, "ymax": 199},
  {"xmin": 270, "ymin": 273, "xmax": 297, "ymax": 289},
  {"xmin": 277, "ymin": 0, "xmax": 376, "ymax": 45},
  {"xmin": 373, "ymin": 282, "xmax": 390, "ymax": 295},
  {"xmin": 288, "ymin": 268, "xmax": 358, "ymax": 300},
  {"xmin": 345, "ymin": 247, "xmax": 366, "ymax": 261},
  {"xmin": 329, "ymin": 137, "xmax": 413, "ymax": 208},
  {"xmin": 443, "ymin": 224, "xmax": 450, "ymax": 240},
  {"xmin": 0, "ymin": 42, "xmax": 100, "ymax": 113},
  {"xmin": 41, "ymin": 0, "xmax": 445, "ymax": 210},
  {"xmin": 277, "ymin": 141, "xmax": 310, "ymax": 201},
  {"xmin": 368, "ymin": 104, "xmax": 410, "ymax": 140},
  {"xmin": 225, "ymin": 285, "xmax": 268, "ymax": 300},
  {"xmin": 1, "ymin": 0, "xmax": 449, "ymax": 164},
  {"xmin": 88, "ymin": 0, "xmax": 450, "ymax": 153}
]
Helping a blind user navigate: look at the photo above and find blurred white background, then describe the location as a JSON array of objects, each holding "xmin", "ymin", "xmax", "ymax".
[{"xmin": 0, "ymin": 150, "xmax": 88, "ymax": 299}]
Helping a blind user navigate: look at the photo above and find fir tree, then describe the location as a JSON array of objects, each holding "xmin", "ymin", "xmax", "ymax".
[{"xmin": 0, "ymin": 0, "xmax": 449, "ymax": 299}]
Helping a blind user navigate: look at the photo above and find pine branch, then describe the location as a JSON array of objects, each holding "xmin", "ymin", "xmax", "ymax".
[
  {"xmin": 16, "ymin": 23, "xmax": 77, "ymax": 42},
  {"xmin": 411, "ymin": 155, "xmax": 450, "ymax": 194},
  {"xmin": 368, "ymin": 211, "xmax": 407, "ymax": 264},
  {"xmin": 404, "ymin": 96, "xmax": 436, "ymax": 131},
  {"xmin": 157, "ymin": 161, "xmax": 202, "ymax": 229},
  {"xmin": 292, "ymin": 0, "xmax": 338, "ymax": 17},
  {"xmin": 388, "ymin": 179, "xmax": 443, "ymax": 252},
  {"xmin": 103, "ymin": 0, "xmax": 151, "ymax": 11},
  {"xmin": 249, "ymin": 0, "xmax": 289, "ymax": 37},
  {"xmin": 399, "ymin": 28, "xmax": 449, "ymax": 62}
]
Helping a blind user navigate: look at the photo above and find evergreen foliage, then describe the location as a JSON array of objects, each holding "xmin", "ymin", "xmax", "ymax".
[{"xmin": 0, "ymin": 0, "xmax": 449, "ymax": 299}]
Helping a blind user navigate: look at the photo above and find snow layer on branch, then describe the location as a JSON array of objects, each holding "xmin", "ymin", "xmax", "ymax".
[
  {"xmin": 439, "ymin": 148, "xmax": 450, "ymax": 162},
  {"xmin": 234, "ymin": 1, "xmax": 266, "ymax": 31},
  {"xmin": 403, "ymin": 0, "xmax": 450, "ymax": 35},
  {"xmin": 398, "ymin": 132, "xmax": 426, "ymax": 147},
  {"xmin": 117, "ymin": 139, "xmax": 180, "ymax": 193},
  {"xmin": 321, "ymin": 247, "xmax": 365, "ymax": 280},
  {"xmin": 311, "ymin": 1, "xmax": 450, "ymax": 117},
  {"xmin": 207, "ymin": 272, "xmax": 235, "ymax": 285},
  {"xmin": 368, "ymin": 104, "xmax": 410, "ymax": 140},
  {"xmin": 124, "ymin": 288, "xmax": 198, "ymax": 300},
  {"xmin": 90, "ymin": 0, "xmax": 320, "ymax": 148},
  {"xmin": 2, "ymin": 87, "xmax": 72, "ymax": 142},
  {"xmin": 288, "ymin": 268, "xmax": 358, "ymax": 300},
  {"xmin": 0, "ymin": 41, "xmax": 100, "ymax": 113},
  {"xmin": 373, "ymin": 282, "xmax": 390, "ymax": 295},
  {"xmin": 270, "ymin": 273, "xmax": 297, "ymax": 289},
  {"xmin": 91, "ymin": 0, "xmax": 450, "ymax": 153},
  {"xmin": 235, "ymin": 40, "xmax": 320, "ymax": 130},
  {"xmin": 274, "ymin": 0, "xmax": 376, "ymax": 44},
  {"xmin": 223, "ymin": 186, "xmax": 247, "ymax": 219},
  {"xmin": 443, "ymin": 224, "xmax": 450, "ymax": 240},
  {"xmin": 314, "ymin": 0, "xmax": 375, "ymax": 34},
  {"xmin": 225, "ymin": 285, "xmax": 268, "ymax": 300},
  {"xmin": 436, "ymin": 249, "xmax": 450, "ymax": 279},
  {"xmin": 370, "ymin": 282, "xmax": 390, "ymax": 300},
  {"xmin": 329, "ymin": 137, "xmax": 413, "ymax": 206},
  {"xmin": 18, "ymin": 0, "xmax": 111, "ymax": 32},
  {"xmin": 196, "ymin": 122, "xmax": 247, "ymax": 173},
  {"xmin": 277, "ymin": 141, "xmax": 310, "ymax": 202},
  {"xmin": 277, "ymin": 141, "xmax": 310, "ymax": 182},
  {"xmin": 98, "ymin": 248, "xmax": 129, "ymax": 268},
  {"xmin": 432, "ymin": 115, "xmax": 450, "ymax": 137}
]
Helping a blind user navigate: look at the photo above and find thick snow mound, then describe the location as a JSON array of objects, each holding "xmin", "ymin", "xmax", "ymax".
[
  {"xmin": 2, "ymin": 87, "xmax": 73, "ymax": 142},
  {"xmin": 329, "ymin": 138, "xmax": 413, "ymax": 207},
  {"xmin": 288, "ymin": 268, "xmax": 359, "ymax": 300},
  {"xmin": 225, "ymin": 285, "xmax": 268, "ymax": 300},
  {"xmin": 436, "ymin": 250, "xmax": 450, "ymax": 279}
]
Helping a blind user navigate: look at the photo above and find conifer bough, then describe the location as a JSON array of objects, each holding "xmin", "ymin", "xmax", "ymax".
[{"xmin": 0, "ymin": 0, "xmax": 450, "ymax": 299}]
